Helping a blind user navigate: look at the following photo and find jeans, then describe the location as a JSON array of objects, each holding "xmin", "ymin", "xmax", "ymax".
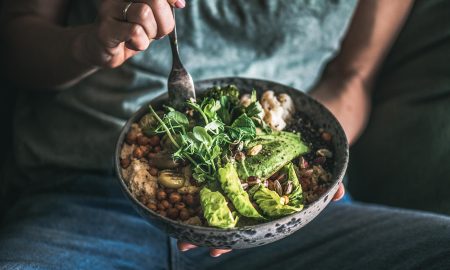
[{"xmin": 0, "ymin": 173, "xmax": 449, "ymax": 270}]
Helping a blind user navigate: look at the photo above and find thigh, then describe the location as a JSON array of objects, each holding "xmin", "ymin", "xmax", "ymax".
[
  {"xmin": 180, "ymin": 203, "xmax": 450, "ymax": 270},
  {"xmin": 0, "ymin": 175, "xmax": 171, "ymax": 270}
]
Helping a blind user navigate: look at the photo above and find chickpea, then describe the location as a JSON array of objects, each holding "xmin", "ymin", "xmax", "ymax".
[
  {"xmin": 149, "ymin": 167, "xmax": 158, "ymax": 177},
  {"xmin": 147, "ymin": 203, "xmax": 158, "ymax": 211},
  {"xmin": 167, "ymin": 208, "xmax": 179, "ymax": 219},
  {"xmin": 156, "ymin": 189, "xmax": 167, "ymax": 200},
  {"xmin": 137, "ymin": 135, "xmax": 151, "ymax": 146},
  {"xmin": 321, "ymin": 132, "xmax": 332, "ymax": 142},
  {"xmin": 133, "ymin": 147, "xmax": 145, "ymax": 159},
  {"xmin": 174, "ymin": 202, "xmax": 186, "ymax": 210},
  {"xmin": 154, "ymin": 146, "xmax": 162, "ymax": 153},
  {"xmin": 120, "ymin": 157, "xmax": 131, "ymax": 169},
  {"xmin": 183, "ymin": 194, "xmax": 194, "ymax": 206},
  {"xmin": 149, "ymin": 135, "xmax": 161, "ymax": 147},
  {"xmin": 158, "ymin": 210, "xmax": 167, "ymax": 217},
  {"xmin": 148, "ymin": 152, "xmax": 157, "ymax": 159},
  {"xmin": 165, "ymin": 188, "xmax": 175, "ymax": 194},
  {"xmin": 179, "ymin": 209, "xmax": 190, "ymax": 221},
  {"xmin": 160, "ymin": 200, "xmax": 171, "ymax": 209},
  {"xmin": 169, "ymin": 192, "xmax": 182, "ymax": 204},
  {"xmin": 125, "ymin": 131, "xmax": 138, "ymax": 144}
]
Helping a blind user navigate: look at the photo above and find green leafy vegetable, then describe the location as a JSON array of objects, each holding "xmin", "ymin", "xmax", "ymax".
[
  {"xmin": 200, "ymin": 187, "xmax": 239, "ymax": 228},
  {"xmin": 218, "ymin": 163, "xmax": 264, "ymax": 219},
  {"xmin": 249, "ymin": 184, "xmax": 303, "ymax": 218},
  {"xmin": 281, "ymin": 162, "xmax": 303, "ymax": 208}
]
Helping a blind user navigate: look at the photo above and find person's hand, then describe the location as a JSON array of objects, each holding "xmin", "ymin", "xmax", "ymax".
[
  {"xmin": 73, "ymin": 0, "xmax": 185, "ymax": 68},
  {"xmin": 177, "ymin": 183, "xmax": 345, "ymax": 258}
]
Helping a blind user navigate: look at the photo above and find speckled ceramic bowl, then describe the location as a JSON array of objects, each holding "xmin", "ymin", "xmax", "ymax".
[{"xmin": 115, "ymin": 77, "xmax": 349, "ymax": 249}]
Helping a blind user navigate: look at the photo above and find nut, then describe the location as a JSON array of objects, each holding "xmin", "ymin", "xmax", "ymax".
[
  {"xmin": 274, "ymin": 180, "xmax": 283, "ymax": 196},
  {"xmin": 283, "ymin": 181, "xmax": 293, "ymax": 195},
  {"xmin": 316, "ymin": 149, "xmax": 333, "ymax": 158},
  {"xmin": 158, "ymin": 170, "xmax": 185, "ymax": 189},
  {"xmin": 247, "ymin": 176, "xmax": 261, "ymax": 186},
  {"xmin": 156, "ymin": 189, "xmax": 167, "ymax": 200},
  {"xmin": 169, "ymin": 192, "xmax": 182, "ymax": 204},
  {"xmin": 247, "ymin": 144, "xmax": 263, "ymax": 156},
  {"xmin": 280, "ymin": 195, "xmax": 289, "ymax": 205},
  {"xmin": 241, "ymin": 182, "xmax": 249, "ymax": 190},
  {"xmin": 167, "ymin": 208, "xmax": 179, "ymax": 219},
  {"xmin": 235, "ymin": 151, "xmax": 246, "ymax": 162},
  {"xmin": 274, "ymin": 173, "xmax": 287, "ymax": 183},
  {"xmin": 321, "ymin": 132, "xmax": 332, "ymax": 142},
  {"xmin": 299, "ymin": 156, "xmax": 309, "ymax": 169}
]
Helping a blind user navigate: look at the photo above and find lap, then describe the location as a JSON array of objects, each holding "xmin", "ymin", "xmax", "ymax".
[{"xmin": 0, "ymin": 174, "xmax": 449, "ymax": 270}]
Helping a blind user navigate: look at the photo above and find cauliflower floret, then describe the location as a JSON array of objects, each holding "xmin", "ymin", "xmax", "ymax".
[
  {"xmin": 122, "ymin": 159, "xmax": 158, "ymax": 204},
  {"xmin": 260, "ymin": 90, "xmax": 295, "ymax": 131}
]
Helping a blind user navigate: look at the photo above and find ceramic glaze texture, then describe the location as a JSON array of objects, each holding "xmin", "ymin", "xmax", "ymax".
[{"xmin": 115, "ymin": 78, "xmax": 349, "ymax": 249}]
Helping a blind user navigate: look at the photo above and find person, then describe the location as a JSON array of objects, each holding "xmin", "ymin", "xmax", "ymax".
[{"xmin": 0, "ymin": 0, "xmax": 449, "ymax": 269}]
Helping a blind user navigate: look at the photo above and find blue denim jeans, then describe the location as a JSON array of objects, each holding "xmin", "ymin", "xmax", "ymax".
[{"xmin": 0, "ymin": 173, "xmax": 449, "ymax": 270}]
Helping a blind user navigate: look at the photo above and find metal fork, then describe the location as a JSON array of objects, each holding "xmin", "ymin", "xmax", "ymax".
[{"xmin": 167, "ymin": 7, "xmax": 196, "ymax": 110}]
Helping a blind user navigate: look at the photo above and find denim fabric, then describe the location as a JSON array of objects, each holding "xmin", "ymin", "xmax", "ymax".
[{"xmin": 0, "ymin": 174, "xmax": 449, "ymax": 270}]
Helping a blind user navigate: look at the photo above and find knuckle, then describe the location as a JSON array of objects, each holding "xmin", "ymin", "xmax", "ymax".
[
  {"xmin": 157, "ymin": 18, "xmax": 175, "ymax": 37},
  {"xmin": 136, "ymin": 4, "xmax": 152, "ymax": 21},
  {"xmin": 130, "ymin": 24, "xmax": 143, "ymax": 37}
]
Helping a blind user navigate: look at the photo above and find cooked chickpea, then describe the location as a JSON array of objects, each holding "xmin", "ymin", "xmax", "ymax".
[
  {"xmin": 154, "ymin": 146, "xmax": 162, "ymax": 153},
  {"xmin": 147, "ymin": 203, "xmax": 158, "ymax": 211},
  {"xmin": 169, "ymin": 192, "xmax": 182, "ymax": 204},
  {"xmin": 120, "ymin": 157, "xmax": 131, "ymax": 169},
  {"xmin": 149, "ymin": 135, "xmax": 160, "ymax": 147},
  {"xmin": 160, "ymin": 200, "xmax": 171, "ymax": 209},
  {"xmin": 183, "ymin": 194, "xmax": 194, "ymax": 206},
  {"xmin": 137, "ymin": 135, "xmax": 151, "ymax": 146},
  {"xmin": 174, "ymin": 202, "xmax": 186, "ymax": 210},
  {"xmin": 125, "ymin": 131, "xmax": 138, "ymax": 144},
  {"xmin": 179, "ymin": 209, "xmax": 190, "ymax": 221},
  {"xmin": 167, "ymin": 208, "xmax": 179, "ymax": 219},
  {"xmin": 156, "ymin": 189, "xmax": 167, "ymax": 200},
  {"xmin": 158, "ymin": 210, "xmax": 167, "ymax": 217},
  {"xmin": 149, "ymin": 167, "xmax": 158, "ymax": 177}
]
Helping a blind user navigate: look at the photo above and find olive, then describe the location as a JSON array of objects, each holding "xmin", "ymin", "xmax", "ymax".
[
  {"xmin": 149, "ymin": 151, "xmax": 180, "ymax": 169},
  {"xmin": 158, "ymin": 170, "xmax": 185, "ymax": 189}
]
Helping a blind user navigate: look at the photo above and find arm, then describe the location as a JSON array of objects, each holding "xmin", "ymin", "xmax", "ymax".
[
  {"xmin": 310, "ymin": 0, "xmax": 414, "ymax": 145},
  {"xmin": 0, "ymin": 0, "xmax": 182, "ymax": 90}
]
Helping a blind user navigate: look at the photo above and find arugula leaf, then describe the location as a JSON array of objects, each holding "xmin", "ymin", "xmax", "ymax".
[
  {"xmin": 193, "ymin": 126, "xmax": 212, "ymax": 147},
  {"xmin": 229, "ymin": 114, "xmax": 256, "ymax": 141}
]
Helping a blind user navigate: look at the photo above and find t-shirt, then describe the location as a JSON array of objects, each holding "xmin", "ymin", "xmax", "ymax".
[{"xmin": 13, "ymin": 0, "xmax": 356, "ymax": 173}]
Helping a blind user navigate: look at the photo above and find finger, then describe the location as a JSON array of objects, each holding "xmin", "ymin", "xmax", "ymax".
[
  {"xmin": 111, "ymin": 2, "xmax": 158, "ymax": 39},
  {"xmin": 97, "ymin": 18, "xmax": 150, "ymax": 51},
  {"xmin": 332, "ymin": 183, "xmax": 345, "ymax": 201},
  {"xmin": 143, "ymin": 0, "xmax": 175, "ymax": 38},
  {"xmin": 177, "ymin": 242, "xmax": 197, "ymax": 252},
  {"xmin": 209, "ymin": 248, "xmax": 232, "ymax": 258}
]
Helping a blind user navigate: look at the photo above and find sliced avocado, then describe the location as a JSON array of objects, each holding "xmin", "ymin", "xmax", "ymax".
[{"xmin": 236, "ymin": 131, "xmax": 309, "ymax": 180}]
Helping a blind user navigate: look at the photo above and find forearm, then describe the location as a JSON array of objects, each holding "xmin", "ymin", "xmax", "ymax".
[
  {"xmin": 2, "ymin": 17, "xmax": 98, "ymax": 89},
  {"xmin": 312, "ymin": 0, "xmax": 414, "ymax": 144}
]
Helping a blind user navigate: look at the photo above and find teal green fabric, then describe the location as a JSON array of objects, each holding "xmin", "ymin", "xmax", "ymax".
[
  {"xmin": 12, "ymin": 0, "xmax": 356, "ymax": 176},
  {"xmin": 348, "ymin": 0, "xmax": 450, "ymax": 215}
]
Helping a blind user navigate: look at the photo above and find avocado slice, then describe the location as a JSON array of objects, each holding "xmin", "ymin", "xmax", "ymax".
[{"xmin": 236, "ymin": 131, "xmax": 309, "ymax": 180}]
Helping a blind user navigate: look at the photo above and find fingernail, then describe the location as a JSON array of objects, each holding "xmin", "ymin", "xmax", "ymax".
[
  {"xmin": 211, "ymin": 253, "xmax": 221, "ymax": 258},
  {"xmin": 175, "ymin": 0, "xmax": 186, "ymax": 8},
  {"xmin": 180, "ymin": 248, "xmax": 189, "ymax": 252}
]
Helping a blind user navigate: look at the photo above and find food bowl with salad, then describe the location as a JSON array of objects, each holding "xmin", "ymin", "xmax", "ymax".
[{"xmin": 115, "ymin": 77, "xmax": 348, "ymax": 249}]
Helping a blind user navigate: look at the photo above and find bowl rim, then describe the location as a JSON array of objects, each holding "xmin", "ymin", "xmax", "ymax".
[{"xmin": 115, "ymin": 76, "xmax": 349, "ymax": 232}]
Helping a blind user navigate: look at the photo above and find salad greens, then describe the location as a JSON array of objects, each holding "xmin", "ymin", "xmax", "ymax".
[
  {"xmin": 147, "ymin": 85, "xmax": 311, "ymax": 228},
  {"xmin": 218, "ymin": 163, "xmax": 264, "ymax": 220},
  {"xmin": 200, "ymin": 187, "xmax": 239, "ymax": 228}
]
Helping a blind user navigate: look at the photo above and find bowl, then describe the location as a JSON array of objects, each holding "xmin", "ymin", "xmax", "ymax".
[{"xmin": 115, "ymin": 77, "xmax": 349, "ymax": 249}]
